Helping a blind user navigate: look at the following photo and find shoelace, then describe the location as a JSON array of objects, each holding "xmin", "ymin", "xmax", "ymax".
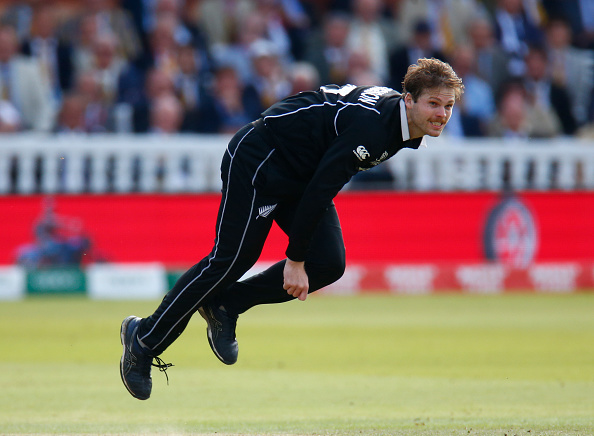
[
  {"xmin": 152, "ymin": 356, "xmax": 174, "ymax": 385},
  {"xmin": 218, "ymin": 311, "xmax": 237, "ymax": 341}
]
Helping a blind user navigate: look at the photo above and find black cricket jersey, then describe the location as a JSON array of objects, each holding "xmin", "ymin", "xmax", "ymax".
[{"xmin": 254, "ymin": 84, "xmax": 426, "ymax": 261}]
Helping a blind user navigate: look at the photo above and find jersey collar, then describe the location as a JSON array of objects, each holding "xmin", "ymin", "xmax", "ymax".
[{"xmin": 400, "ymin": 98, "xmax": 427, "ymax": 148}]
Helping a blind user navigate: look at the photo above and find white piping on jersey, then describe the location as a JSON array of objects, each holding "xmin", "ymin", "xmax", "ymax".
[
  {"xmin": 263, "ymin": 101, "xmax": 336, "ymax": 121},
  {"xmin": 141, "ymin": 126, "xmax": 271, "ymax": 351},
  {"xmin": 400, "ymin": 99, "xmax": 410, "ymax": 141},
  {"xmin": 333, "ymin": 102, "xmax": 379, "ymax": 135},
  {"xmin": 252, "ymin": 149, "xmax": 275, "ymax": 185},
  {"xmin": 263, "ymin": 100, "xmax": 381, "ymax": 137},
  {"xmin": 227, "ymin": 125, "xmax": 255, "ymax": 158}
]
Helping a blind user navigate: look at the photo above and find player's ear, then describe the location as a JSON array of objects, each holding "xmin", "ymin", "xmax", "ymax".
[{"xmin": 404, "ymin": 92, "xmax": 414, "ymax": 109}]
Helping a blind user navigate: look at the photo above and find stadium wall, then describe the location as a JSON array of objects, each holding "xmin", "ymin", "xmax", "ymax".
[{"xmin": 1, "ymin": 192, "xmax": 593, "ymax": 298}]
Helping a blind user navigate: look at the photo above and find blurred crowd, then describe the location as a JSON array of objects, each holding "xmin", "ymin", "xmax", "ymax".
[{"xmin": 0, "ymin": 0, "xmax": 593, "ymax": 139}]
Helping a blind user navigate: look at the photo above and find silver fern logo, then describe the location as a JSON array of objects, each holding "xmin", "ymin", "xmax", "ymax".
[{"xmin": 257, "ymin": 204, "xmax": 277, "ymax": 219}]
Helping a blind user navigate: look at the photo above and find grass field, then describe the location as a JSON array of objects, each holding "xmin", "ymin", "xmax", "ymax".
[{"xmin": 0, "ymin": 293, "xmax": 593, "ymax": 435}]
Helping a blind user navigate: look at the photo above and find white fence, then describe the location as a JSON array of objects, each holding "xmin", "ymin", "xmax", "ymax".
[
  {"xmin": 0, "ymin": 133, "xmax": 231, "ymax": 194},
  {"xmin": 1, "ymin": 133, "xmax": 593, "ymax": 193}
]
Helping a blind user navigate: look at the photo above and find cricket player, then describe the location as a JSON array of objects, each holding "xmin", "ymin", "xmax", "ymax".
[{"xmin": 120, "ymin": 58, "xmax": 464, "ymax": 400}]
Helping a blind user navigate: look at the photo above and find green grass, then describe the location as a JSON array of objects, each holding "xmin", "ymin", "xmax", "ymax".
[{"xmin": 1, "ymin": 293, "xmax": 593, "ymax": 435}]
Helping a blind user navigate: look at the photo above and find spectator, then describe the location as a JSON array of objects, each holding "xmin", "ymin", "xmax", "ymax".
[
  {"xmin": 493, "ymin": 0, "xmax": 544, "ymax": 76},
  {"xmin": 75, "ymin": 71, "xmax": 112, "ymax": 133},
  {"xmin": 273, "ymin": 0, "xmax": 311, "ymax": 60},
  {"xmin": 389, "ymin": 19, "xmax": 447, "ymax": 91},
  {"xmin": 54, "ymin": 92, "xmax": 87, "ymax": 134},
  {"xmin": 196, "ymin": 0, "xmax": 255, "ymax": 47},
  {"xmin": 542, "ymin": 0, "xmax": 594, "ymax": 49},
  {"xmin": 123, "ymin": 68, "xmax": 180, "ymax": 189},
  {"xmin": 79, "ymin": 33, "xmax": 128, "ymax": 108},
  {"xmin": 211, "ymin": 65, "xmax": 262, "ymax": 134},
  {"xmin": 70, "ymin": 13, "xmax": 100, "ymax": 75},
  {"xmin": 52, "ymin": 90, "xmax": 94, "ymax": 189},
  {"xmin": 523, "ymin": 44, "xmax": 578, "ymax": 135},
  {"xmin": 251, "ymin": 0, "xmax": 295, "ymax": 63},
  {"xmin": 20, "ymin": 4, "xmax": 75, "ymax": 101},
  {"xmin": 0, "ymin": 24, "xmax": 54, "ymax": 132},
  {"xmin": 131, "ymin": 67, "xmax": 175, "ymax": 132},
  {"xmin": 173, "ymin": 44, "xmax": 219, "ymax": 133},
  {"xmin": 59, "ymin": 0, "xmax": 141, "ymax": 63},
  {"xmin": 149, "ymin": 93, "xmax": 184, "ymax": 134},
  {"xmin": 545, "ymin": 17, "xmax": 594, "ymax": 126},
  {"xmin": 148, "ymin": 93, "xmax": 185, "ymax": 191},
  {"xmin": 488, "ymin": 81, "xmax": 561, "ymax": 139},
  {"xmin": 305, "ymin": 13, "xmax": 350, "ymax": 85},
  {"xmin": 445, "ymin": 45, "xmax": 495, "ymax": 137},
  {"xmin": 346, "ymin": 0, "xmax": 393, "ymax": 82},
  {"xmin": 120, "ymin": 0, "xmax": 151, "ymax": 51},
  {"xmin": 467, "ymin": 16, "xmax": 512, "ymax": 93},
  {"xmin": 395, "ymin": 0, "xmax": 486, "ymax": 55},
  {"xmin": 145, "ymin": 14, "xmax": 181, "ymax": 77},
  {"xmin": 152, "ymin": 0, "xmax": 195, "ymax": 47},
  {"xmin": 142, "ymin": 0, "xmax": 213, "ymax": 69},
  {"xmin": 345, "ymin": 49, "xmax": 384, "ymax": 86},
  {"xmin": 572, "ymin": 0, "xmax": 594, "ymax": 49},
  {"xmin": 0, "ymin": 0, "xmax": 39, "ymax": 41},
  {"xmin": 248, "ymin": 39, "xmax": 291, "ymax": 109},
  {"xmin": 304, "ymin": 12, "xmax": 351, "ymax": 86},
  {"xmin": 210, "ymin": 11, "xmax": 273, "ymax": 84},
  {"xmin": 289, "ymin": 61, "xmax": 320, "ymax": 94}
]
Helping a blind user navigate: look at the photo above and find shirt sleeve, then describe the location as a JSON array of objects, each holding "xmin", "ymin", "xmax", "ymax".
[{"xmin": 285, "ymin": 107, "xmax": 389, "ymax": 261}]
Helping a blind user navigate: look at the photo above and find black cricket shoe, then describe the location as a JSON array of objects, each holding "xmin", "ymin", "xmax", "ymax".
[
  {"xmin": 120, "ymin": 316, "xmax": 173, "ymax": 400},
  {"xmin": 198, "ymin": 304, "xmax": 239, "ymax": 365}
]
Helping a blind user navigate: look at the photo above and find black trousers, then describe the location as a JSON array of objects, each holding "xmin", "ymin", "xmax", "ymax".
[{"xmin": 137, "ymin": 123, "xmax": 346, "ymax": 355}]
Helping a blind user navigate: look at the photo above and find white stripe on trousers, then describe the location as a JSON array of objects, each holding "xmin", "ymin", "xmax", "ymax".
[{"xmin": 139, "ymin": 127, "xmax": 274, "ymax": 351}]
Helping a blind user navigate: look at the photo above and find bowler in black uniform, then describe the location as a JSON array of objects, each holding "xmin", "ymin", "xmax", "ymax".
[{"xmin": 120, "ymin": 58, "xmax": 464, "ymax": 400}]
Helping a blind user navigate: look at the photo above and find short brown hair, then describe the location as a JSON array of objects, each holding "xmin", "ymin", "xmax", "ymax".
[{"xmin": 402, "ymin": 58, "xmax": 464, "ymax": 101}]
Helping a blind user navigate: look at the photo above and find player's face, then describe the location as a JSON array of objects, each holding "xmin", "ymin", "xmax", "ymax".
[{"xmin": 405, "ymin": 86, "xmax": 456, "ymax": 138}]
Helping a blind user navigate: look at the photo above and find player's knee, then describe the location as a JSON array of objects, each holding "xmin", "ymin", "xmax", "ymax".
[
  {"xmin": 309, "ymin": 256, "xmax": 345, "ymax": 289},
  {"xmin": 327, "ymin": 257, "xmax": 346, "ymax": 284}
]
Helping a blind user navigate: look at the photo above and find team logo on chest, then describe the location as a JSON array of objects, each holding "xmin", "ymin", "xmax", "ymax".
[{"xmin": 353, "ymin": 145, "xmax": 370, "ymax": 161}]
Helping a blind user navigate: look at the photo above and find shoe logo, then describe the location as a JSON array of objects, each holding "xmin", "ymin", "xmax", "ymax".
[
  {"xmin": 353, "ymin": 145, "xmax": 370, "ymax": 161},
  {"xmin": 257, "ymin": 204, "xmax": 277, "ymax": 219}
]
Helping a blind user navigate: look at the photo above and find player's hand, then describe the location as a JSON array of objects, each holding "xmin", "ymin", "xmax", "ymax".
[{"xmin": 283, "ymin": 259, "xmax": 309, "ymax": 301}]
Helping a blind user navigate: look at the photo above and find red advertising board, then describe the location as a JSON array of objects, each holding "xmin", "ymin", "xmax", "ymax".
[{"xmin": 2, "ymin": 192, "xmax": 593, "ymax": 266}]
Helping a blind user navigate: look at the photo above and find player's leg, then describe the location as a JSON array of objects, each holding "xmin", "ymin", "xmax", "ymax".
[
  {"xmin": 216, "ymin": 201, "xmax": 346, "ymax": 314},
  {"xmin": 136, "ymin": 193, "xmax": 275, "ymax": 356},
  {"xmin": 120, "ymin": 123, "xmax": 276, "ymax": 398},
  {"xmin": 135, "ymin": 127, "xmax": 278, "ymax": 357}
]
